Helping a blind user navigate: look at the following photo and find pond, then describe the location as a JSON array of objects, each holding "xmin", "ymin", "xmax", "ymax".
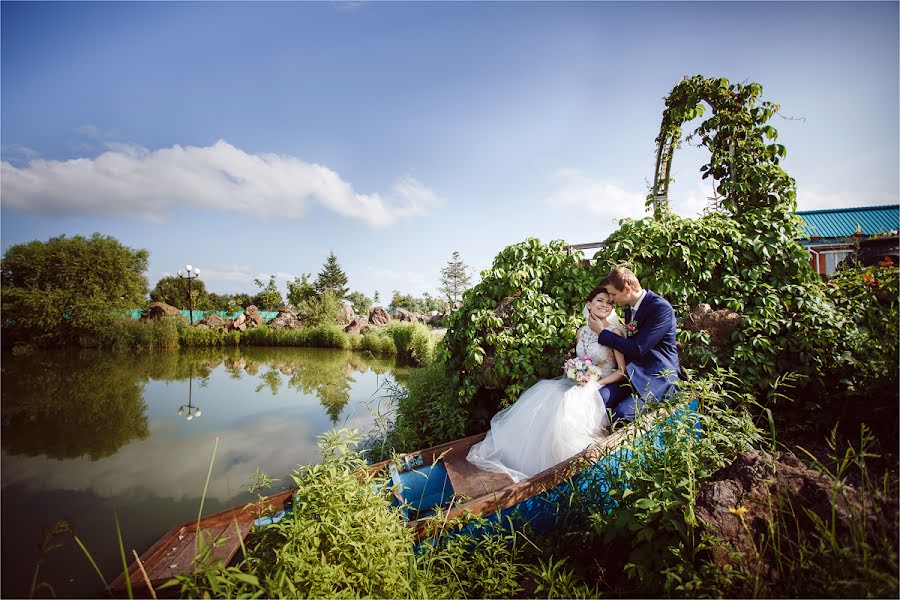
[{"xmin": 0, "ymin": 347, "xmax": 407, "ymax": 598}]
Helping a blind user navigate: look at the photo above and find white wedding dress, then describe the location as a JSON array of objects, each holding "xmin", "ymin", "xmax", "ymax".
[{"xmin": 466, "ymin": 322, "xmax": 620, "ymax": 483}]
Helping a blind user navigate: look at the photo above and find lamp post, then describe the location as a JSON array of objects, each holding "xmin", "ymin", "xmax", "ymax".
[
  {"xmin": 177, "ymin": 367, "xmax": 202, "ymax": 420},
  {"xmin": 177, "ymin": 265, "xmax": 201, "ymax": 324}
]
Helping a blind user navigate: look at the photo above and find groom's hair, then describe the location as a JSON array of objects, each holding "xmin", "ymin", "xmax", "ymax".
[{"xmin": 605, "ymin": 267, "xmax": 642, "ymax": 292}]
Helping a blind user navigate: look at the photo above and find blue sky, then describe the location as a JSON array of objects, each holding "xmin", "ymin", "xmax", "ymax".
[{"xmin": 2, "ymin": 1, "xmax": 898, "ymax": 300}]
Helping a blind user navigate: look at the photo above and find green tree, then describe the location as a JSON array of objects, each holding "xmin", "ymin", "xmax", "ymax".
[
  {"xmin": 373, "ymin": 290, "xmax": 381, "ymax": 305},
  {"xmin": 420, "ymin": 292, "xmax": 447, "ymax": 314},
  {"xmin": 315, "ymin": 252, "xmax": 349, "ymax": 299},
  {"xmin": 346, "ymin": 290, "xmax": 372, "ymax": 315},
  {"xmin": 287, "ymin": 274, "xmax": 318, "ymax": 308},
  {"xmin": 1, "ymin": 233, "xmax": 149, "ymax": 345},
  {"xmin": 389, "ymin": 290, "xmax": 419, "ymax": 312},
  {"xmin": 297, "ymin": 291, "xmax": 343, "ymax": 326},
  {"xmin": 150, "ymin": 275, "xmax": 212, "ymax": 310},
  {"xmin": 439, "ymin": 251, "xmax": 472, "ymax": 303},
  {"xmin": 252, "ymin": 276, "xmax": 284, "ymax": 310}
]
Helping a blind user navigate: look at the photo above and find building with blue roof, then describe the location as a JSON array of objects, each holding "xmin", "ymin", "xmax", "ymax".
[{"xmin": 796, "ymin": 205, "xmax": 899, "ymax": 275}]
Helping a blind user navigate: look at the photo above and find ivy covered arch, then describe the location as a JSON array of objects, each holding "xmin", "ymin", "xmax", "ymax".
[{"xmin": 649, "ymin": 75, "xmax": 794, "ymax": 219}]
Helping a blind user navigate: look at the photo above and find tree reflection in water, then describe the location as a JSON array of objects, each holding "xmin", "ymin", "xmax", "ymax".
[
  {"xmin": 1, "ymin": 347, "xmax": 400, "ymax": 461},
  {"xmin": 1, "ymin": 350, "xmax": 152, "ymax": 460}
]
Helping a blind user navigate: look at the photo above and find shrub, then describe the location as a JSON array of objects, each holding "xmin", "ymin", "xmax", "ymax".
[
  {"xmin": 169, "ymin": 429, "xmax": 416, "ymax": 598},
  {"xmin": 359, "ymin": 328, "xmax": 398, "ymax": 357},
  {"xmin": 386, "ymin": 322, "xmax": 435, "ymax": 366}
]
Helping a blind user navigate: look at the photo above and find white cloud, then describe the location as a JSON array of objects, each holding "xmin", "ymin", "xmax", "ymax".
[
  {"xmin": 545, "ymin": 169, "xmax": 645, "ymax": 225},
  {"xmin": 795, "ymin": 186, "xmax": 898, "ymax": 212},
  {"xmin": 365, "ymin": 267, "xmax": 432, "ymax": 296},
  {"xmin": 0, "ymin": 140, "xmax": 445, "ymax": 229}
]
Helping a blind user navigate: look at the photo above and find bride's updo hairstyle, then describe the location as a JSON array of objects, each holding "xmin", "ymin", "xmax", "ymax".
[{"xmin": 586, "ymin": 284, "xmax": 610, "ymax": 303}]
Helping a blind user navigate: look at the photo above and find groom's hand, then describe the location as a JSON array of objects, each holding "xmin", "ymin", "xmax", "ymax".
[{"xmin": 588, "ymin": 313, "xmax": 604, "ymax": 334}]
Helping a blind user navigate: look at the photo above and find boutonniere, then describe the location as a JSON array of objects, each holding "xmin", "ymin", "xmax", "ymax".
[{"xmin": 625, "ymin": 321, "xmax": 639, "ymax": 338}]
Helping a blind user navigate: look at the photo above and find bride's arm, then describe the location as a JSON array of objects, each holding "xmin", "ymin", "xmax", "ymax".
[{"xmin": 597, "ymin": 329, "xmax": 627, "ymax": 386}]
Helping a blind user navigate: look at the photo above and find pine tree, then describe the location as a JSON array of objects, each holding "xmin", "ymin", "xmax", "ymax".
[
  {"xmin": 315, "ymin": 252, "xmax": 349, "ymax": 299},
  {"xmin": 373, "ymin": 290, "xmax": 381, "ymax": 305},
  {"xmin": 439, "ymin": 251, "xmax": 471, "ymax": 303}
]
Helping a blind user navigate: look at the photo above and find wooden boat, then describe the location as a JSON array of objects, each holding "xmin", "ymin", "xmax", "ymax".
[{"xmin": 111, "ymin": 400, "xmax": 696, "ymax": 598}]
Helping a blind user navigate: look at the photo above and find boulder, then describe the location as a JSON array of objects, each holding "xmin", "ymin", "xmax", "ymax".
[
  {"xmin": 140, "ymin": 302, "xmax": 186, "ymax": 322},
  {"xmin": 428, "ymin": 313, "xmax": 446, "ymax": 327},
  {"xmin": 245, "ymin": 312, "xmax": 265, "ymax": 327},
  {"xmin": 338, "ymin": 302, "xmax": 354, "ymax": 326},
  {"xmin": 245, "ymin": 305, "xmax": 260, "ymax": 316},
  {"xmin": 394, "ymin": 308, "xmax": 413, "ymax": 322},
  {"xmin": 680, "ymin": 303, "xmax": 741, "ymax": 347},
  {"xmin": 196, "ymin": 313, "xmax": 224, "ymax": 329},
  {"xmin": 369, "ymin": 306, "xmax": 391, "ymax": 326},
  {"xmin": 344, "ymin": 316, "xmax": 369, "ymax": 336},
  {"xmin": 268, "ymin": 308, "xmax": 302, "ymax": 330},
  {"xmin": 695, "ymin": 449, "xmax": 898, "ymax": 596}
]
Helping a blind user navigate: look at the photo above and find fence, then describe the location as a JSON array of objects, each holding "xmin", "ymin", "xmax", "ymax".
[{"xmin": 127, "ymin": 309, "xmax": 281, "ymax": 323}]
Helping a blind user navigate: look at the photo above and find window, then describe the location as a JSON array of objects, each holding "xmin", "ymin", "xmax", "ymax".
[{"xmin": 824, "ymin": 250, "xmax": 853, "ymax": 275}]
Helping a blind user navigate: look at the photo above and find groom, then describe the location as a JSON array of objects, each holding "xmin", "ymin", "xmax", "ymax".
[{"xmin": 589, "ymin": 267, "xmax": 682, "ymax": 422}]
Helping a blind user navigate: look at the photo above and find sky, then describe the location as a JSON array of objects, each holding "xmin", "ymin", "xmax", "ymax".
[{"xmin": 2, "ymin": 1, "xmax": 898, "ymax": 301}]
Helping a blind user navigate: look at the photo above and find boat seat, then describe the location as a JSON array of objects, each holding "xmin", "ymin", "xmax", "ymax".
[{"xmin": 442, "ymin": 452, "xmax": 513, "ymax": 501}]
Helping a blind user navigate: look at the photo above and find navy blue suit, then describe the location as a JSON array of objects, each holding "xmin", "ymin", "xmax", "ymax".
[{"xmin": 597, "ymin": 290, "xmax": 681, "ymax": 422}]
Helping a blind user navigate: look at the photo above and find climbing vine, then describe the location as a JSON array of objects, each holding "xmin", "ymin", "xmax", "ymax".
[{"xmin": 407, "ymin": 76, "xmax": 896, "ymax": 441}]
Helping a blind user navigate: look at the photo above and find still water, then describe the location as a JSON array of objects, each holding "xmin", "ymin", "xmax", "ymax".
[{"xmin": 1, "ymin": 347, "xmax": 406, "ymax": 598}]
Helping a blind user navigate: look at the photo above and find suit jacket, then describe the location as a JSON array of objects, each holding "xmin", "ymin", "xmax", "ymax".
[{"xmin": 598, "ymin": 290, "xmax": 681, "ymax": 403}]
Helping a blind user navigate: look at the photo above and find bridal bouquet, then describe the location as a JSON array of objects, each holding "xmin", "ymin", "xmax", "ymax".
[{"xmin": 564, "ymin": 357, "xmax": 603, "ymax": 386}]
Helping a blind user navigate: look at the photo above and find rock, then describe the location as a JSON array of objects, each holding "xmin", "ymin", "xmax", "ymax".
[
  {"xmin": 369, "ymin": 306, "xmax": 391, "ymax": 326},
  {"xmin": 245, "ymin": 305, "xmax": 260, "ymax": 316},
  {"xmin": 695, "ymin": 449, "xmax": 897, "ymax": 596},
  {"xmin": 268, "ymin": 308, "xmax": 302, "ymax": 329},
  {"xmin": 338, "ymin": 302, "xmax": 354, "ymax": 326},
  {"xmin": 194, "ymin": 323, "xmax": 210, "ymax": 330},
  {"xmin": 394, "ymin": 308, "xmax": 415, "ymax": 322},
  {"xmin": 245, "ymin": 312, "xmax": 265, "ymax": 327},
  {"xmin": 196, "ymin": 313, "xmax": 224, "ymax": 329},
  {"xmin": 680, "ymin": 303, "xmax": 741, "ymax": 347},
  {"xmin": 493, "ymin": 296, "xmax": 517, "ymax": 327},
  {"xmin": 140, "ymin": 302, "xmax": 186, "ymax": 322},
  {"xmin": 344, "ymin": 316, "xmax": 369, "ymax": 336},
  {"xmin": 428, "ymin": 313, "xmax": 446, "ymax": 327}
]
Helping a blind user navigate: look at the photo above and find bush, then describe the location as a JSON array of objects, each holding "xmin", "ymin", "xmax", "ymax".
[
  {"xmin": 359, "ymin": 329, "xmax": 398, "ymax": 357},
  {"xmin": 170, "ymin": 429, "xmax": 416, "ymax": 598},
  {"xmin": 375, "ymin": 361, "xmax": 464, "ymax": 455},
  {"xmin": 239, "ymin": 324, "xmax": 350, "ymax": 349},
  {"xmin": 386, "ymin": 322, "xmax": 436, "ymax": 366},
  {"xmin": 177, "ymin": 323, "xmax": 240, "ymax": 348}
]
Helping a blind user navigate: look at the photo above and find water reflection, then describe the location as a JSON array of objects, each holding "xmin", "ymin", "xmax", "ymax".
[
  {"xmin": 1, "ymin": 351, "xmax": 151, "ymax": 460},
  {"xmin": 0, "ymin": 346, "xmax": 403, "ymax": 599}
]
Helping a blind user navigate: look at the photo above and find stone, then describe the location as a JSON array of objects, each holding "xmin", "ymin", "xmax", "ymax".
[
  {"xmin": 680, "ymin": 303, "xmax": 742, "ymax": 347},
  {"xmin": 268, "ymin": 308, "xmax": 302, "ymax": 330},
  {"xmin": 245, "ymin": 312, "xmax": 265, "ymax": 327},
  {"xmin": 338, "ymin": 302, "xmax": 354, "ymax": 326},
  {"xmin": 245, "ymin": 305, "xmax": 260, "ymax": 316},
  {"xmin": 369, "ymin": 306, "xmax": 391, "ymax": 326},
  {"xmin": 344, "ymin": 316, "xmax": 369, "ymax": 336},
  {"xmin": 394, "ymin": 308, "xmax": 415, "ymax": 322},
  {"xmin": 695, "ymin": 449, "xmax": 898, "ymax": 596},
  {"xmin": 141, "ymin": 302, "xmax": 186, "ymax": 322},
  {"xmin": 196, "ymin": 313, "xmax": 224, "ymax": 329},
  {"xmin": 428, "ymin": 313, "xmax": 446, "ymax": 327}
]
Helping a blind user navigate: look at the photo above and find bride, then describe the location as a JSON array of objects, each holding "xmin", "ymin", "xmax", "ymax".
[{"xmin": 466, "ymin": 285, "xmax": 627, "ymax": 483}]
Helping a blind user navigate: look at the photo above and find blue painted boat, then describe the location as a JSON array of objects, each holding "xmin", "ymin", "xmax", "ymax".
[{"xmin": 367, "ymin": 399, "xmax": 700, "ymax": 541}]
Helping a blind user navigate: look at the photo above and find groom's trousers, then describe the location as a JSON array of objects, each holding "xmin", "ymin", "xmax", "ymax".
[{"xmin": 599, "ymin": 383, "xmax": 643, "ymax": 423}]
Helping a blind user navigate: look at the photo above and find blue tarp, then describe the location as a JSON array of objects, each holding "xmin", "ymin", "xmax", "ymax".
[{"xmin": 126, "ymin": 309, "xmax": 280, "ymax": 322}]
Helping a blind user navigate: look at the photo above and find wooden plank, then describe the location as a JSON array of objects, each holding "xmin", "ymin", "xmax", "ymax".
[
  {"xmin": 443, "ymin": 452, "xmax": 489, "ymax": 500},
  {"xmin": 145, "ymin": 527, "xmax": 198, "ymax": 582},
  {"xmin": 208, "ymin": 517, "xmax": 253, "ymax": 567}
]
